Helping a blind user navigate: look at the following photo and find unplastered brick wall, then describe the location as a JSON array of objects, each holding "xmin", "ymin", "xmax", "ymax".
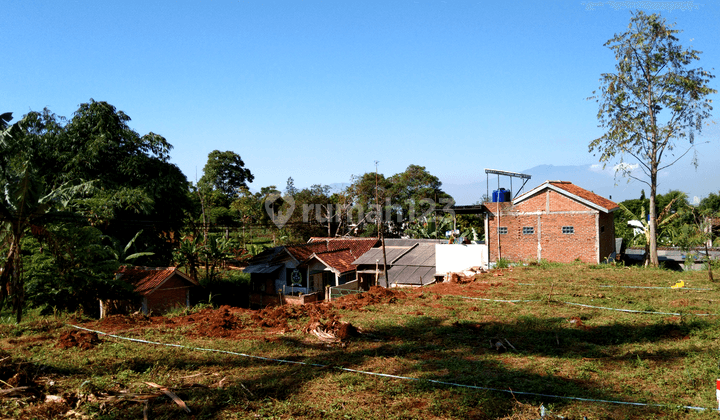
[
  {"xmin": 145, "ymin": 276, "xmax": 190, "ymax": 313},
  {"xmin": 486, "ymin": 188, "xmax": 614, "ymax": 264},
  {"xmin": 538, "ymin": 213, "xmax": 597, "ymax": 263}
]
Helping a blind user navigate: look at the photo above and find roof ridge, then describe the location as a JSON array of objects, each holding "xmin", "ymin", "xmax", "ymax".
[{"xmin": 315, "ymin": 247, "xmax": 351, "ymax": 254}]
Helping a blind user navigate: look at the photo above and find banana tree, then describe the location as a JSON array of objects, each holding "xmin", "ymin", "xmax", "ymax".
[
  {"xmin": 0, "ymin": 164, "xmax": 93, "ymax": 322},
  {"xmin": 108, "ymin": 229, "xmax": 155, "ymax": 265},
  {"xmin": 619, "ymin": 197, "xmax": 682, "ymax": 267},
  {"xmin": 201, "ymin": 235, "xmax": 234, "ymax": 282},
  {"xmin": 173, "ymin": 235, "xmax": 203, "ymax": 281},
  {"xmin": 0, "ymin": 116, "xmax": 93, "ymax": 321}
]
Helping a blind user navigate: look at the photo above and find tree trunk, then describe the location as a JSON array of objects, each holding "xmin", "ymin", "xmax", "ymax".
[
  {"xmin": 705, "ymin": 242, "xmax": 714, "ymax": 282},
  {"xmin": 0, "ymin": 248, "xmax": 14, "ymax": 312},
  {"xmin": 9, "ymin": 238, "xmax": 23, "ymax": 323},
  {"xmin": 648, "ymin": 161, "xmax": 659, "ymax": 267}
]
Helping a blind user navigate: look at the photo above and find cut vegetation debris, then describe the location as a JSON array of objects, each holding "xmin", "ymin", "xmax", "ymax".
[{"xmin": 3, "ymin": 264, "xmax": 720, "ymax": 419}]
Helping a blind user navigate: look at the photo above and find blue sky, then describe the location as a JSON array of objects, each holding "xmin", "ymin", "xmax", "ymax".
[{"xmin": 4, "ymin": 1, "xmax": 719, "ymax": 204}]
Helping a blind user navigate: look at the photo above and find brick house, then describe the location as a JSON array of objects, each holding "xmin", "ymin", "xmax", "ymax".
[
  {"xmin": 484, "ymin": 181, "xmax": 618, "ymax": 264},
  {"xmin": 100, "ymin": 266, "xmax": 200, "ymax": 317}
]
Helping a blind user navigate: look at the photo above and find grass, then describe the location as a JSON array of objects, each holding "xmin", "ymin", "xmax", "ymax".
[{"xmin": 3, "ymin": 263, "xmax": 720, "ymax": 419}]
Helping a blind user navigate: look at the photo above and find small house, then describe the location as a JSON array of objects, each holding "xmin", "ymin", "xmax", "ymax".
[
  {"xmin": 100, "ymin": 266, "xmax": 200, "ymax": 317},
  {"xmin": 484, "ymin": 181, "xmax": 618, "ymax": 264}
]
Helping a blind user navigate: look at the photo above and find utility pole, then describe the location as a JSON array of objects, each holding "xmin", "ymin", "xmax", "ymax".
[{"xmin": 375, "ymin": 161, "xmax": 389, "ymax": 286}]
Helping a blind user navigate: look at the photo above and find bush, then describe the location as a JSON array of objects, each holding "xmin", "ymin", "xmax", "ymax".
[{"xmin": 495, "ymin": 257, "xmax": 512, "ymax": 269}]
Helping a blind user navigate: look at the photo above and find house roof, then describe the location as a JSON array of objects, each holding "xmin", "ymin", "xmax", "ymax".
[
  {"xmin": 354, "ymin": 241, "xmax": 439, "ymax": 286},
  {"xmin": 385, "ymin": 265, "xmax": 437, "ymax": 287},
  {"xmin": 117, "ymin": 266, "xmax": 198, "ymax": 296},
  {"xmin": 353, "ymin": 246, "xmax": 415, "ymax": 265},
  {"xmin": 513, "ymin": 180, "xmax": 619, "ymax": 213},
  {"xmin": 244, "ymin": 238, "xmax": 379, "ymax": 275},
  {"xmin": 243, "ymin": 246, "xmax": 286, "ymax": 273},
  {"xmin": 548, "ymin": 181, "xmax": 618, "ymax": 211},
  {"xmin": 286, "ymin": 237, "xmax": 378, "ymax": 262},
  {"xmin": 383, "ymin": 238, "xmax": 447, "ymax": 246},
  {"xmin": 306, "ymin": 248, "xmax": 359, "ymax": 274}
]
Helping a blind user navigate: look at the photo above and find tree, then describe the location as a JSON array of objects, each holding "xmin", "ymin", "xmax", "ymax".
[
  {"xmin": 345, "ymin": 165, "xmax": 453, "ymax": 237},
  {"xmin": 198, "ymin": 150, "xmax": 254, "ymax": 201},
  {"xmin": 195, "ymin": 150, "xmax": 254, "ymax": 236},
  {"xmin": 672, "ymin": 207, "xmax": 718, "ymax": 281},
  {"xmin": 18, "ymin": 101, "xmax": 192, "ymax": 264},
  {"xmin": 589, "ymin": 11, "xmax": 716, "ymax": 267},
  {"xmin": 24, "ymin": 224, "xmax": 132, "ymax": 316},
  {"xmin": 1, "ymin": 101, "xmax": 192, "ymax": 320},
  {"xmin": 618, "ymin": 194, "xmax": 683, "ymax": 265}
]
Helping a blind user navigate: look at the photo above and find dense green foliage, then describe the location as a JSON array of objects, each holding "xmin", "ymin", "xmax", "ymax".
[
  {"xmin": 0, "ymin": 101, "xmax": 193, "ymax": 319},
  {"xmin": 614, "ymin": 190, "xmax": 692, "ymax": 249}
]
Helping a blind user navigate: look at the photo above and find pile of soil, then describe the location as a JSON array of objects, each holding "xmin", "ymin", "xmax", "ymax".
[
  {"xmin": 334, "ymin": 286, "xmax": 404, "ymax": 310},
  {"xmin": 192, "ymin": 307, "xmax": 247, "ymax": 338},
  {"xmin": 303, "ymin": 304, "xmax": 358, "ymax": 340},
  {"xmin": 54, "ymin": 277, "xmax": 506, "ymax": 345},
  {"xmin": 56, "ymin": 330, "xmax": 102, "ymax": 350}
]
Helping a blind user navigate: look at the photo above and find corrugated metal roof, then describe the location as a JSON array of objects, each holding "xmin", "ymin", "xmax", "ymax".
[
  {"xmin": 352, "ymin": 246, "xmax": 413, "ymax": 265},
  {"xmin": 358, "ymin": 241, "xmax": 438, "ymax": 287},
  {"xmin": 242, "ymin": 264, "xmax": 283, "ymax": 274},
  {"xmin": 382, "ymin": 265, "xmax": 437, "ymax": 286},
  {"xmin": 394, "ymin": 244, "xmax": 435, "ymax": 266},
  {"xmin": 383, "ymin": 238, "xmax": 446, "ymax": 246}
]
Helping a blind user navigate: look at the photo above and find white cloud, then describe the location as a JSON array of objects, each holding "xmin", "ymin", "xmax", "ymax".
[{"xmin": 613, "ymin": 162, "xmax": 639, "ymax": 173}]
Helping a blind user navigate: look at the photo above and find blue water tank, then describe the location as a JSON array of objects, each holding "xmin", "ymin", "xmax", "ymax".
[{"xmin": 492, "ymin": 188, "xmax": 511, "ymax": 202}]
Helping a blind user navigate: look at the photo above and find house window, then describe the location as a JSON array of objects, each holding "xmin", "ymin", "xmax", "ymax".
[
  {"xmin": 562, "ymin": 226, "xmax": 574, "ymax": 234},
  {"xmin": 522, "ymin": 226, "xmax": 534, "ymax": 235},
  {"xmin": 497, "ymin": 227, "xmax": 508, "ymax": 234}
]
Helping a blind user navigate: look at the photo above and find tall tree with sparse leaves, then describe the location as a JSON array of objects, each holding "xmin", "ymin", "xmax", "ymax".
[{"xmin": 589, "ymin": 11, "xmax": 716, "ymax": 267}]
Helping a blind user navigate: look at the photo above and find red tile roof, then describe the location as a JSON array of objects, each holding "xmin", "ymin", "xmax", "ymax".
[
  {"xmin": 279, "ymin": 238, "xmax": 379, "ymax": 273},
  {"xmin": 311, "ymin": 249, "xmax": 359, "ymax": 274},
  {"xmin": 286, "ymin": 238, "xmax": 378, "ymax": 262},
  {"xmin": 548, "ymin": 181, "xmax": 618, "ymax": 211},
  {"xmin": 117, "ymin": 266, "xmax": 197, "ymax": 296}
]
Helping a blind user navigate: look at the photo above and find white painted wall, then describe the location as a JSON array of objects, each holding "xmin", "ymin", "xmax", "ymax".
[{"xmin": 435, "ymin": 244, "xmax": 488, "ymax": 274}]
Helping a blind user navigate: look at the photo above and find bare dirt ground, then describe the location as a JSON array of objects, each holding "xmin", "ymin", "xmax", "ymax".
[
  {"xmin": 1, "ymin": 276, "xmax": 507, "ymax": 419},
  {"xmin": 13, "ymin": 277, "xmax": 507, "ymax": 351}
]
